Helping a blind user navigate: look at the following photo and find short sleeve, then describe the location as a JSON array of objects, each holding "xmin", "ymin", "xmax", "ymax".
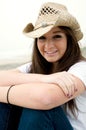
[
  {"xmin": 68, "ymin": 61, "xmax": 86, "ymax": 87},
  {"xmin": 17, "ymin": 62, "xmax": 32, "ymax": 73}
]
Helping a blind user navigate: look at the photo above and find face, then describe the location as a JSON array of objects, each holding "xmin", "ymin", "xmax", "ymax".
[{"xmin": 37, "ymin": 27, "xmax": 67, "ymax": 63}]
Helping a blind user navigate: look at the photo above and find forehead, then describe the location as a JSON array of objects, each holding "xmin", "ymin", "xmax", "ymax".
[{"xmin": 44, "ymin": 26, "xmax": 64, "ymax": 35}]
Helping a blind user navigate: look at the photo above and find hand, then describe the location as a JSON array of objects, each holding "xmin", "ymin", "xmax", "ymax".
[{"xmin": 44, "ymin": 71, "xmax": 77, "ymax": 98}]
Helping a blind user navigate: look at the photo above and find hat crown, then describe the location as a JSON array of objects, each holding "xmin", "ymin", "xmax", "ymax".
[
  {"xmin": 39, "ymin": 2, "xmax": 67, "ymax": 16},
  {"xmin": 35, "ymin": 2, "xmax": 68, "ymax": 29},
  {"xmin": 23, "ymin": 2, "xmax": 83, "ymax": 41}
]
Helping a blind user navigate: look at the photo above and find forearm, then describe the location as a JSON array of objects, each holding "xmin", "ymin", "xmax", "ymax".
[
  {"xmin": 0, "ymin": 78, "xmax": 85, "ymax": 110},
  {"xmin": 0, "ymin": 70, "xmax": 84, "ymax": 99},
  {"xmin": 0, "ymin": 70, "xmax": 45, "ymax": 86},
  {"xmin": 0, "ymin": 83, "xmax": 66, "ymax": 110}
]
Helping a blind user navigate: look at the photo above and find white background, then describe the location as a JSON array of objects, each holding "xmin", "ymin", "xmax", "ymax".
[{"xmin": 0, "ymin": 0, "xmax": 86, "ymax": 61}]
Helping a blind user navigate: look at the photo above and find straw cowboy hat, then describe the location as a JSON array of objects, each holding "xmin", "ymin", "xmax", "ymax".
[{"xmin": 23, "ymin": 2, "xmax": 83, "ymax": 41}]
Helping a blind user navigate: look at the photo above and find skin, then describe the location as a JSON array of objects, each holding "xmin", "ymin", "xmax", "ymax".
[
  {"xmin": 0, "ymin": 27, "xmax": 85, "ymax": 109},
  {"xmin": 37, "ymin": 27, "xmax": 78, "ymax": 96},
  {"xmin": 0, "ymin": 79, "xmax": 85, "ymax": 109},
  {"xmin": 37, "ymin": 27, "xmax": 67, "ymax": 62},
  {"xmin": 0, "ymin": 70, "xmax": 77, "ymax": 97},
  {"xmin": 0, "ymin": 27, "xmax": 78, "ymax": 96}
]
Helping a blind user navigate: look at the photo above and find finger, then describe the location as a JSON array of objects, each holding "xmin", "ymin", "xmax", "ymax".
[
  {"xmin": 56, "ymin": 78, "xmax": 70, "ymax": 97},
  {"xmin": 57, "ymin": 73, "xmax": 76, "ymax": 97},
  {"xmin": 66, "ymin": 73, "xmax": 78, "ymax": 92},
  {"xmin": 62, "ymin": 75, "xmax": 75, "ymax": 97}
]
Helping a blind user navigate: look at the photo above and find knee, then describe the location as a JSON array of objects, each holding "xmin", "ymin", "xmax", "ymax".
[
  {"xmin": 20, "ymin": 108, "xmax": 43, "ymax": 122},
  {"xmin": 18, "ymin": 108, "xmax": 47, "ymax": 130}
]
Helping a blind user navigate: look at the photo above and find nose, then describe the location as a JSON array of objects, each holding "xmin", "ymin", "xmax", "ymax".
[{"xmin": 45, "ymin": 39, "xmax": 54, "ymax": 49}]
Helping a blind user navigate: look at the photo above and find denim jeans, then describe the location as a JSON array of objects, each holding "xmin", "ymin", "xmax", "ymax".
[
  {"xmin": 0, "ymin": 103, "xmax": 22, "ymax": 130},
  {"xmin": 0, "ymin": 103, "xmax": 73, "ymax": 130},
  {"xmin": 18, "ymin": 107, "xmax": 73, "ymax": 130},
  {"xmin": 0, "ymin": 103, "xmax": 10, "ymax": 130}
]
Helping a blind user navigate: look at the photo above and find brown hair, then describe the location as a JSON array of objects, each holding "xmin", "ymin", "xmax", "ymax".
[{"xmin": 29, "ymin": 26, "xmax": 85, "ymax": 115}]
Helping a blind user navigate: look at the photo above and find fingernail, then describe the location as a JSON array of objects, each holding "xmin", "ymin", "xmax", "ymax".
[
  {"xmin": 67, "ymin": 94, "xmax": 69, "ymax": 97},
  {"xmin": 75, "ymin": 89, "xmax": 77, "ymax": 91}
]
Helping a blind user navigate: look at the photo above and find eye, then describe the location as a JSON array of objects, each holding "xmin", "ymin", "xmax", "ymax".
[
  {"xmin": 53, "ymin": 35, "xmax": 62, "ymax": 39},
  {"xmin": 38, "ymin": 36, "xmax": 46, "ymax": 40}
]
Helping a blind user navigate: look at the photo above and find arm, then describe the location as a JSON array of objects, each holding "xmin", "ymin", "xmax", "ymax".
[
  {"xmin": 0, "ymin": 68, "xmax": 78, "ymax": 97},
  {"xmin": 0, "ymin": 69, "xmax": 77, "ymax": 97},
  {"xmin": 0, "ymin": 75, "xmax": 85, "ymax": 110},
  {"xmin": 0, "ymin": 69, "xmax": 45, "ymax": 86}
]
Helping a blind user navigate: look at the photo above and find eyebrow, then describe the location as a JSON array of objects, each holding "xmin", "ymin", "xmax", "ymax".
[{"xmin": 53, "ymin": 30, "xmax": 62, "ymax": 34}]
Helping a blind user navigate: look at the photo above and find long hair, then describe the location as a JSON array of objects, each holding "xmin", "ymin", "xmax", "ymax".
[{"xmin": 29, "ymin": 26, "xmax": 85, "ymax": 115}]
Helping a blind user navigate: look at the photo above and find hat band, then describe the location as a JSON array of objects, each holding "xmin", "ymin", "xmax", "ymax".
[{"xmin": 34, "ymin": 21, "xmax": 55, "ymax": 30}]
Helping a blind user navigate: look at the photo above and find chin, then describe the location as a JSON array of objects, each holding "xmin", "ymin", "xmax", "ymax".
[
  {"xmin": 45, "ymin": 57, "xmax": 60, "ymax": 62},
  {"xmin": 46, "ymin": 59, "xmax": 58, "ymax": 63}
]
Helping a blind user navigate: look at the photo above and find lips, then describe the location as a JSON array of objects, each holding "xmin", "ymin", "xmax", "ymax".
[{"xmin": 44, "ymin": 50, "xmax": 58, "ymax": 55}]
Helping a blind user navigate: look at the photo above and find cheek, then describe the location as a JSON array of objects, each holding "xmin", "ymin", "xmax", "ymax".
[
  {"xmin": 63, "ymin": 43, "xmax": 67, "ymax": 52},
  {"xmin": 61, "ymin": 40, "xmax": 67, "ymax": 50},
  {"xmin": 58, "ymin": 41, "xmax": 67, "ymax": 54},
  {"xmin": 37, "ymin": 43, "xmax": 44, "ymax": 54}
]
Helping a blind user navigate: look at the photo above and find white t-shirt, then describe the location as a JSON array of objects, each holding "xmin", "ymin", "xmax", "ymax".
[{"xmin": 18, "ymin": 61, "xmax": 86, "ymax": 130}]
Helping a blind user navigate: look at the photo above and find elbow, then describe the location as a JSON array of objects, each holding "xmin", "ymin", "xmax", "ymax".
[
  {"xmin": 41, "ymin": 90, "xmax": 56, "ymax": 110},
  {"xmin": 40, "ymin": 85, "xmax": 63, "ymax": 110},
  {"xmin": 42, "ymin": 100, "xmax": 54, "ymax": 110}
]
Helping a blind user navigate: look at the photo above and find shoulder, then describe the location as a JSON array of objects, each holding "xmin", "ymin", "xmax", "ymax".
[
  {"xmin": 69, "ymin": 61, "xmax": 86, "ymax": 69},
  {"xmin": 68, "ymin": 61, "xmax": 86, "ymax": 86},
  {"xmin": 17, "ymin": 62, "xmax": 32, "ymax": 73}
]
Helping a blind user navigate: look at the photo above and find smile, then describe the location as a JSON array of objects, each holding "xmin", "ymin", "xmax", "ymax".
[{"xmin": 45, "ymin": 50, "xmax": 58, "ymax": 55}]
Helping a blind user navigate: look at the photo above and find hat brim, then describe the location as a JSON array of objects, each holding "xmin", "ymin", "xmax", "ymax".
[
  {"xmin": 23, "ymin": 12, "xmax": 83, "ymax": 41},
  {"xmin": 23, "ymin": 23, "xmax": 83, "ymax": 41},
  {"xmin": 23, "ymin": 25, "xmax": 54, "ymax": 38}
]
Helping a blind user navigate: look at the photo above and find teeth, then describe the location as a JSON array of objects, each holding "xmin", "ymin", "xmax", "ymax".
[
  {"xmin": 47, "ymin": 52, "xmax": 53, "ymax": 54},
  {"xmin": 45, "ymin": 50, "xmax": 57, "ymax": 54}
]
